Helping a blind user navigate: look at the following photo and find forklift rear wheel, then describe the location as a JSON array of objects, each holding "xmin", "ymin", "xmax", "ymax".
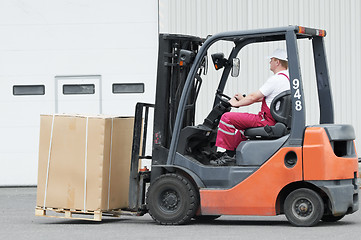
[
  {"xmin": 146, "ymin": 173, "xmax": 199, "ymax": 225},
  {"xmin": 284, "ymin": 188, "xmax": 324, "ymax": 227}
]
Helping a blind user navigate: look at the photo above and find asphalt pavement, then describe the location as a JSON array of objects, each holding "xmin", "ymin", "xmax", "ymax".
[{"xmin": 1, "ymin": 187, "xmax": 360, "ymax": 240}]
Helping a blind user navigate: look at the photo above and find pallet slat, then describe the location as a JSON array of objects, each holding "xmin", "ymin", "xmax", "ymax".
[{"xmin": 35, "ymin": 207, "xmax": 121, "ymax": 221}]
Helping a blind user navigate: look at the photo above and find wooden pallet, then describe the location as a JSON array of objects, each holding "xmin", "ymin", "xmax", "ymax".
[{"xmin": 35, "ymin": 207, "xmax": 122, "ymax": 221}]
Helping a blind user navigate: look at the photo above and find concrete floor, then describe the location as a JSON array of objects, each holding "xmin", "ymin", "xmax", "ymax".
[{"xmin": 1, "ymin": 187, "xmax": 361, "ymax": 240}]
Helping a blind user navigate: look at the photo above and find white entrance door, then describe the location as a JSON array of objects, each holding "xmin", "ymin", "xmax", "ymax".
[{"xmin": 56, "ymin": 75, "xmax": 102, "ymax": 114}]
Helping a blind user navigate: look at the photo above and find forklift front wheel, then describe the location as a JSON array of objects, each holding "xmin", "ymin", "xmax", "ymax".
[
  {"xmin": 284, "ymin": 188, "xmax": 324, "ymax": 227},
  {"xmin": 146, "ymin": 173, "xmax": 199, "ymax": 225}
]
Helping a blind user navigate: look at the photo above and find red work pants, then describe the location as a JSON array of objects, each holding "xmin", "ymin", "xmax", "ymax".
[{"xmin": 215, "ymin": 110, "xmax": 276, "ymax": 151}]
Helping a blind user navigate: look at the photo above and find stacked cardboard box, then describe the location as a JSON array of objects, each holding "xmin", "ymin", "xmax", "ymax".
[{"xmin": 36, "ymin": 114, "xmax": 134, "ymax": 214}]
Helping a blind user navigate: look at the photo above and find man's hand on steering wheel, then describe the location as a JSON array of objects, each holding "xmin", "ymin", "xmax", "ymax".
[
  {"xmin": 228, "ymin": 97, "xmax": 239, "ymax": 108},
  {"xmin": 228, "ymin": 93, "xmax": 245, "ymax": 108},
  {"xmin": 217, "ymin": 92, "xmax": 246, "ymax": 108},
  {"xmin": 233, "ymin": 93, "xmax": 245, "ymax": 101}
]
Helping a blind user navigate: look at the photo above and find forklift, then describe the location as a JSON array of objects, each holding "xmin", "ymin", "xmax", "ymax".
[{"xmin": 127, "ymin": 26, "xmax": 359, "ymax": 227}]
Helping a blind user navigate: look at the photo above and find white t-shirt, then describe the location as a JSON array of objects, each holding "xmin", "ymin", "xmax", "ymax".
[{"xmin": 259, "ymin": 70, "xmax": 290, "ymax": 108}]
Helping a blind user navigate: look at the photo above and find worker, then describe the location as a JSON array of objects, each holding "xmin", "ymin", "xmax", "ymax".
[{"xmin": 210, "ymin": 49, "xmax": 290, "ymax": 166}]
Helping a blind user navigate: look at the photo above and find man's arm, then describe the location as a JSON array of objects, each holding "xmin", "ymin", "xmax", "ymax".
[{"xmin": 229, "ymin": 90, "xmax": 264, "ymax": 108}]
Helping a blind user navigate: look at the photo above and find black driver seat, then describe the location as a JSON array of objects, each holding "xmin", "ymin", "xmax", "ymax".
[{"xmin": 244, "ymin": 90, "xmax": 292, "ymax": 139}]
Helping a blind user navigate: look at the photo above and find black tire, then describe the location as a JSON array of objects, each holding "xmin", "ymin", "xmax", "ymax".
[
  {"xmin": 284, "ymin": 188, "xmax": 324, "ymax": 227},
  {"xmin": 321, "ymin": 214, "xmax": 345, "ymax": 222},
  {"xmin": 193, "ymin": 215, "xmax": 221, "ymax": 222},
  {"xmin": 146, "ymin": 174, "xmax": 199, "ymax": 225}
]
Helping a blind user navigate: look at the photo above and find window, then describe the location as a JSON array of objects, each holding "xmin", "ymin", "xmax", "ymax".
[
  {"xmin": 63, "ymin": 84, "xmax": 95, "ymax": 95},
  {"xmin": 13, "ymin": 85, "xmax": 45, "ymax": 96},
  {"xmin": 112, "ymin": 83, "xmax": 144, "ymax": 94}
]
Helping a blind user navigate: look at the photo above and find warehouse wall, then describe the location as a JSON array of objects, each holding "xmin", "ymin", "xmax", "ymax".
[
  {"xmin": 1, "ymin": 0, "xmax": 359, "ymax": 186},
  {"xmin": 0, "ymin": 0, "xmax": 158, "ymax": 185},
  {"xmin": 159, "ymin": 0, "xmax": 361, "ymax": 153}
]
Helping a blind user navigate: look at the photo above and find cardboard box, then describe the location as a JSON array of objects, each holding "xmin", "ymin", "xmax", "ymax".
[{"xmin": 36, "ymin": 114, "xmax": 134, "ymax": 212}]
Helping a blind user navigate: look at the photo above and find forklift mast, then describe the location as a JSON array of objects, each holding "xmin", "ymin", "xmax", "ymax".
[
  {"xmin": 128, "ymin": 34, "xmax": 204, "ymax": 211},
  {"xmin": 152, "ymin": 34, "xmax": 204, "ymax": 165}
]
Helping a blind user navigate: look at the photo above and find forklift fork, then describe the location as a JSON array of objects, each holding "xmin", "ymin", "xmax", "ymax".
[{"xmin": 128, "ymin": 102, "xmax": 154, "ymax": 213}]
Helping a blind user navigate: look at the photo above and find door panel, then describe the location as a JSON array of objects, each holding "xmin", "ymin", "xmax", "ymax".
[{"xmin": 56, "ymin": 75, "xmax": 101, "ymax": 114}]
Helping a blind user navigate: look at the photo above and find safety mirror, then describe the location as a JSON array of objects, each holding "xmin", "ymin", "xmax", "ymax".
[
  {"xmin": 231, "ymin": 58, "xmax": 240, "ymax": 77},
  {"xmin": 211, "ymin": 53, "xmax": 227, "ymax": 70}
]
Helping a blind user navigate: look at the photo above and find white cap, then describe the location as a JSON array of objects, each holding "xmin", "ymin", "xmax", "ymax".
[{"xmin": 268, "ymin": 48, "xmax": 288, "ymax": 61}]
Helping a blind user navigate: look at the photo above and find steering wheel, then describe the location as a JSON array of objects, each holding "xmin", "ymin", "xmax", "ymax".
[{"xmin": 216, "ymin": 92, "xmax": 232, "ymax": 107}]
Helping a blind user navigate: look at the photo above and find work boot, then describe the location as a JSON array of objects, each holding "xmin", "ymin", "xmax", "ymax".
[{"xmin": 209, "ymin": 152, "xmax": 236, "ymax": 166}]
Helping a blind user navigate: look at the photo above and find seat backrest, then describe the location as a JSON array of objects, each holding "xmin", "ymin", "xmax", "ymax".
[{"xmin": 270, "ymin": 90, "xmax": 292, "ymax": 128}]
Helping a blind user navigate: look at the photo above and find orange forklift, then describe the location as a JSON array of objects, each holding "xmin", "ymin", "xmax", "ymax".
[{"xmin": 127, "ymin": 26, "xmax": 359, "ymax": 227}]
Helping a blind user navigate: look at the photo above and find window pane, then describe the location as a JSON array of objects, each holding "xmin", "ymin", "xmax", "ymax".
[
  {"xmin": 13, "ymin": 85, "xmax": 45, "ymax": 95},
  {"xmin": 113, "ymin": 83, "xmax": 144, "ymax": 94},
  {"xmin": 63, "ymin": 84, "xmax": 95, "ymax": 95}
]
